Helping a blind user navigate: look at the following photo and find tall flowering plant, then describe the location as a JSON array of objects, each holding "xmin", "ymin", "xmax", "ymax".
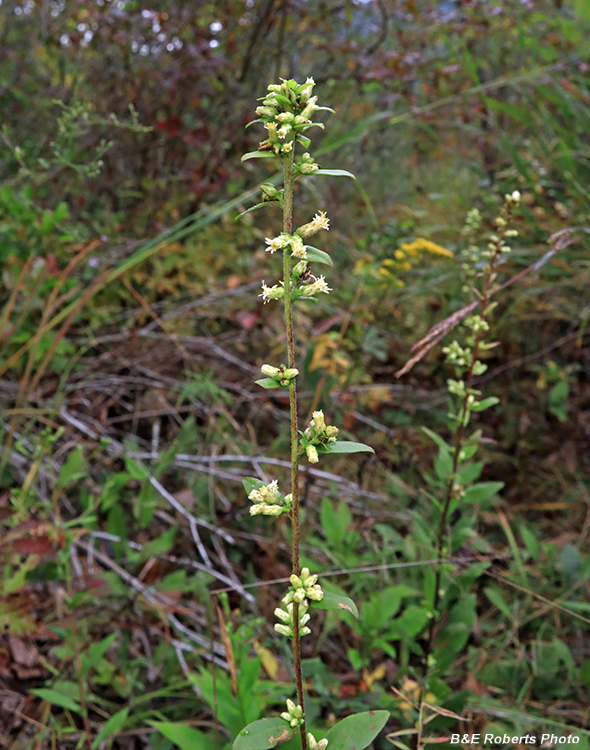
[{"xmin": 233, "ymin": 79, "xmax": 390, "ymax": 750}]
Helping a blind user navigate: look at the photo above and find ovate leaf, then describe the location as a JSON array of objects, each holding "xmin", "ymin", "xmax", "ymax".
[
  {"xmin": 324, "ymin": 710, "xmax": 390, "ymax": 749},
  {"xmin": 233, "ymin": 718, "xmax": 295, "ymax": 749},
  {"xmin": 256, "ymin": 378, "xmax": 280, "ymax": 389},
  {"xmin": 304, "ymin": 246, "xmax": 333, "ymax": 266},
  {"xmin": 320, "ymin": 441, "xmax": 374, "ymax": 454},
  {"xmin": 309, "ymin": 590, "xmax": 359, "ymax": 618}
]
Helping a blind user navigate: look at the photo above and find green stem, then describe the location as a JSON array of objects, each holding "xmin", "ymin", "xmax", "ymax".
[{"xmin": 282, "ymin": 151, "xmax": 308, "ymax": 750}]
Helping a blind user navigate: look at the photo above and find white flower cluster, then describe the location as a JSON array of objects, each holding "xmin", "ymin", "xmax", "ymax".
[
  {"xmin": 274, "ymin": 601, "xmax": 311, "ymax": 638},
  {"xmin": 261, "ymin": 364, "xmax": 298, "ymax": 387},
  {"xmin": 308, "ymin": 733, "xmax": 328, "ymax": 750},
  {"xmin": 253, "ymin": 77, "xmax": 329, "ymax": 157},
  {"xmin": 248, "ymin": 480, "xmax": 292, "ymax": 516},
  {"xmin": 284, "ymin": 567, "xmax": 324, "ymax": 607},
  {"xmin": 259, "ymin": 280, "xmax": 284, "ymax": 303},
  {"xmin": 301, "ymin": 410, "xmax": 339, "ymax": 463},
  {"xmin": 280, "ymin": 699, "xmax": 304, "ymax": 728},
  {"xmin": 297, "ymin": 211, "xmax": 330, "ymax": 238},
  {"xmin": 274, "ymin": 568, "xmax": 324, "ymax": 639},
  {"xmin": 298, "ymin": 276, "xmax": 331, "ymax": 298}
]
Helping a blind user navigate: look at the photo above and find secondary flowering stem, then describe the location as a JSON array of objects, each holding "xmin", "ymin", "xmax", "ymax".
[{"xmin": 282, "ymin": 150, "xmax": 307, "ymax": 750}]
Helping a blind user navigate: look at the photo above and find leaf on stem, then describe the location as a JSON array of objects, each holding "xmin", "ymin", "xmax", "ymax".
[
  {"xmin": 309, "ymin": 590, "xmax": 359, "ymax": 618},
  {"xmin": 236, "ymin": 202, "xmax": 280, "ymax": 220},
  {"xmin": 463, "ymin": 481, "xmax": 504, "ymax": 503},
  {"xmin": 319, "ymin": 441, "xmax": 375, "ymax": 454},
  {"xmin": 255, "ymin": 378, "xmax": 281, "ymax": 389},
  {"xmin": 233, "ymin": 718, "xmax": 296, "ymax": 749},
  {"xmin": 312, "ymin": 168, "xmax": 356, "ymax": 178},
  {"xmin": 324, "ymin": 710, "xmax": 390, "ymax": 749},
  {"xmin": 242, "ymin": 477, "xmax": 265, "ymax": 495},
  {"xmin": 304, "ymin": 246, "xmax": 333, "ymax": 266},
  {"xmin": 241, "ymin": 151, "xmax": 278, "ymax": 162}
]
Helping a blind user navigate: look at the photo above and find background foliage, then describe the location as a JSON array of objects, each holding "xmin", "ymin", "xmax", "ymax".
[{"xmin": 1, "ymin": 0, "xmax": 589, "ymax": 748}]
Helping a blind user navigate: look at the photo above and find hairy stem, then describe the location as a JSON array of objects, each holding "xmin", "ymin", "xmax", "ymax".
[{"xmin": 282, "ymin": 152, "xmax": 308, "ymax": 750}]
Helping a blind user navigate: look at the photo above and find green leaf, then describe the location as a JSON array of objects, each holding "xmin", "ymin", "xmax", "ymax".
[
  {"xmin": 93, "ymin": 709, "xmax": 129, "ymax": 749},
  {"xmin": 484, "ymin": 586, "xmax": 513, "ymax": 619},
  {"xmin": 312, "ymin": 168, "xmax": 355, "ymax": 178},
  {"xmin": 324, "ymin": 711, "xmax": 390, "ymax": 749},
  {"xmin": 434, "ymin": 444, "xmax": 452, "ymax": 482},
  {"xmin": 150, "ymin": 722, "xmax": 217, "ymax": 750},
  {"xmin": 421, "ymin": 426, "xmax": 451, "ymax": 452},
  {"xmin": 30, "ymin": 688, "xmax": 82, "ymax": 714},
  {"xmin": 256, "ymin": 377, "xmax": 280, "ymax": 389},
  {"xmin": 463, "ymin": 481, "xmax": 504, "ymax": 504},
  {"xmin": 320, "ymin": 441, "xmax": 374, "ymax": 454},
  {"xmin": 471, "ymin": 396, "xmax": 500, "ymax": 412},
  {"xmin": 310, "ymin": 590, "xmax": 359, "ymax": 618},
  {"xmin": 81, "ymin": 632, "xmax": 119, "ymax": 677},
  {"xmin": 241, "ymin": 151, "xmax": 278, "ymax": 162},
  {"xmin": 559, "ymin": 543, "xmax": 582, "ymax": 581},
  {"xmin": 233, "ymin": 718, "xmax": 295, "ymax": 749},
  {"xmin": 236, "ymin": 202, "xmax": 279, "ymax": 220},
  {"xmin": 304, "ymin": 245, "xmax": 333, "ymax": 266},
  {"xmin": 297, "ymin": 136, "xmax": 311, "ymax": 148},
  {"xmin": 242, "ymin": 477, "xmax": 265, "ymax": 496}
]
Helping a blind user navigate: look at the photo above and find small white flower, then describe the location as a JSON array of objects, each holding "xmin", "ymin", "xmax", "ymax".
[
  {"xmin": 275, "ymin": 624, "xmax": 292, "ymax": 637},
  {"xmin": 300, "ymin": 276, "xmax": 331, "ymax": 297},
  {"xmin": 277, "ymin": 125, "xmax": 291, "ymax": 139},
  {"xmin": 256, "ymin": 106, "xmax": 277, "ymax": 117},
  {"xmin": 310, "ymin": 410, "xmax": 325, "ymax": 431},
  {"xmin": 275, "ymin": 607, "xmax": 291, "ymax": 624},
  {"xmin": 298, "ymin": 211, "xmax": 330, "ymax": 238},
  {"xmin": 281, "ymin": 142, "xmax": 293, "ymax": 154},
  {"xmin": 265, "ymin": 234, "xmax": 291, "ymax": 253},
  {"xmin": 290, "ymin": 235, "xmax": 308, "ymax": 259},
  {"xmin": 260, "ymin": 281, "xmax": 284, "ymax": 303},
  {"xmin": 261, "ymin": 364, "xmax": 280, "ymax": 378},
  {"xmin": 306, "ymin": 445, "xmax": 319, "ymax": 463}
]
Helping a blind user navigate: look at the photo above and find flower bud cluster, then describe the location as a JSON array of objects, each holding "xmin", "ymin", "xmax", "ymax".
[
  {"xmin": 248, "ymin": 480, "xmax": 292, "ymax": 516},
  {"xmin": 460, "ymin": 191, "xmax": 520, "ymax": 295},
  {"xmin": 274, "ymin": 601, "xmax": 311, "ymax": 638},
  {"xmin": 252, "ymin": 78, "xmax": 331, "ymax": 157},
  {"xmin": 261, "ymin": 363, "xmax": 299, "ymax": 387},
  {"xmin": 280, "ymin": 699, "xmax": 304, "ymax": 728},
  {"xmin": 260, "ymin": 183, "xmax": 283, "ymax": 204},
  {"xmin": 284, "ymin": 567, "xmax": 324, "ymax": 607},
  {"xmin": 308, "ymin": 733, "xmax": 329, "ymax": 750},
  {"xmin": 296, "ymin": 152, "xmax": 320, "ymax": 175},
  {"xmin": 300, "ymin": 409, "xmax": 339, "ymax": 463}
]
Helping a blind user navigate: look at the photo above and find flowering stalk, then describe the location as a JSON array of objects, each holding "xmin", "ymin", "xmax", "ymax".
[
  {"xmin": 413, "ymin": 191, "xmax": 521, "ymax": 749},
  {"xmin": 234, "ymin": 78, "xmax": 388, "ymax": 750}
]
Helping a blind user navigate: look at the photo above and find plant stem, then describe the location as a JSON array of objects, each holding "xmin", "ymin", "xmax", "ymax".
[
  {"xmin": 416, "ymin": 223, "xmax": 508, "ymax": 750},
  {"xmin": 282, "ymin": 152, "xmax": 308, "ymax": 750}
]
